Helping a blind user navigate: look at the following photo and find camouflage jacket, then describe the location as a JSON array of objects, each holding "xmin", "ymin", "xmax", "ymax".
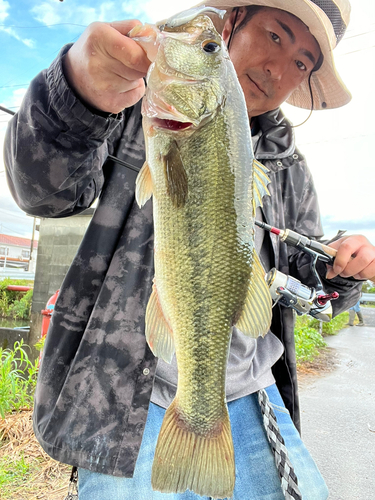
[{"xmin": 4, "ymin": 46, "xmax": 361, "ymax": 476}]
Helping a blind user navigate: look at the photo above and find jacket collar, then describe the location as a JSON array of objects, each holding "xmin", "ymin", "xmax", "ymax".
[{"xmin": 251, "ymin": 108, "xmax": 295, "ymax": 162}]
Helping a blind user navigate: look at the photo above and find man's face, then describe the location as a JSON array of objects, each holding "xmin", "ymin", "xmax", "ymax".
[{"xmin": 222, "ymin": 7, "xmax": 321, "ymax": 118}]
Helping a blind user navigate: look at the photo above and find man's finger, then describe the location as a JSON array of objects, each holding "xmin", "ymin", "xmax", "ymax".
[
  {"xmin": 109, "ymin": 20, "xmax": 143, "ymax": 36},
  {"xmin": 106, "ymin": 27, "xmax": 151, "ymax": 74},
  {"xmin": 329, "ymin": 238, "xmax": 357, "ymax": 277}
]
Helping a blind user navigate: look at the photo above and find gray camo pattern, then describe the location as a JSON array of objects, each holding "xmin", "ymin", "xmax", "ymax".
[{"xmin": 4, "ymin": 45, "xmax": 361, "ymax": 476}]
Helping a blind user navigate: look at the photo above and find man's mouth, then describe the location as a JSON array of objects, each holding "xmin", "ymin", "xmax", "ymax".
[{"xmin": 248, "ymin": 76, "xmax": 268, "ymax": 97}]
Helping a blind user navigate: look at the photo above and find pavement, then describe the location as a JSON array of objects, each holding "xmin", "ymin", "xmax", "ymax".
[{"xmin": 299, "ymin": 307, "xmax": 375, "ymax": 500}]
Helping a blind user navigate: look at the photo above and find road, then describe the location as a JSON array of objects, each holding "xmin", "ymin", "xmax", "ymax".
[{"xmin": 299, "ymin": 307, "xmax": 375, "ymax": 500}]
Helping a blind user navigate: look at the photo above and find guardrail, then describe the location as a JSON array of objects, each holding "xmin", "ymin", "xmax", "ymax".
[
  {"xmin": 360, "ymin": 293, "xmax": 375, "ymax": 303},
  {"xmin": 0, "ymin": 268, "xmax": 35, "ymax": 281}
]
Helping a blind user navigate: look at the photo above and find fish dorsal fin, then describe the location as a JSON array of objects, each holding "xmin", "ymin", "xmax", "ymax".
[
  {"xmin": 145, "ymin": 281, "xmax": 175, "ymax": 363},
  {"xmin": 252, "ymin": 159, "xmax": 270, "ymax": 211},
  {"xmin": 136, "ymin": 161, "xmax": 153, "ymax": 208},
  {"xmin": 235, "ymin": 252, "xmax": 272, "ymax": 338},
  {"xmin": 163, "ymin": 141, "xmax": 188, "ymax": 208}
]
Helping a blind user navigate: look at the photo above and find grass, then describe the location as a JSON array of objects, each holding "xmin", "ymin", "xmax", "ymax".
[
  {"xmin": 0, "ymin": 340, "xmax": 70, "ymax": 500},
  {"xmin": 0, "ymin": 452, "xmax": 32, "ymax": 489},
  {"xmin": 0, "ymin": 411, "xmax": 70, "ymax": 499},
  {"xmin": 0, "ymin": 340, "xmax": 38, "ymax": 418},
  {"xmin": 0, "ymin": 279, "xmax": 33, "ymax": 320},
  {"xmin": 294, "ymin": 311, "xmax": 349, "ymax": 365}
]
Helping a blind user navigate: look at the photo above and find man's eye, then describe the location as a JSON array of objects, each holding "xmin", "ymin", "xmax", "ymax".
[
  {"xmin": 270, "ymin": 32, "xmax": 280, "ymax": 43},
  {"xmin": 296, "ymin": 60, "xmax": 307, "ymax": 71}
]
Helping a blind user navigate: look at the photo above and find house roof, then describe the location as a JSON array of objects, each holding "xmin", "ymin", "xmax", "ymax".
[{"xmin": 0, "ymin": 234, "xmax": 38, "ymax": 249}]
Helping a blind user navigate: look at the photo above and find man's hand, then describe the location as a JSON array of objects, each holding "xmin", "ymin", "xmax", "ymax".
[
  {"xmin": 326, "ymin": 235, "xmax": 375, "ymax": 281},
  {"xmin": 63, "ymin": 20, "xmax": 151, "ymax": 114}
]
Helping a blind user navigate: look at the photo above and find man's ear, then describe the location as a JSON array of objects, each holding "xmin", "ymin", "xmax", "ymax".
[{"xmin": 222, "ymin": 7, "xmax": 247, "ymax": 44}]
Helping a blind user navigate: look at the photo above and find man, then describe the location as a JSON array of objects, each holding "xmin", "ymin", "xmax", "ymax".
[{"xmin": 4, "ymin": 0, "xmax": 375, "ymax": 499}]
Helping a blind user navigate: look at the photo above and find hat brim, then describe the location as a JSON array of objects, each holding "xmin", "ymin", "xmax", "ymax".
[{"xmin": 194, "ymin": 0, "xmax": 351, "ymax": 109}]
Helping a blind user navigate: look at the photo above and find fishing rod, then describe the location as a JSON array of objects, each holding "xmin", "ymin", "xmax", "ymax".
[{"xmin": 255, "ymin": 220, "xmax": 371, "ymax": 322}]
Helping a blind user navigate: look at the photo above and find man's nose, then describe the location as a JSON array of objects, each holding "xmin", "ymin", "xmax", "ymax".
[{"xmin": 263, "ymin": 58, "xmax": 288, "ymax": 80}]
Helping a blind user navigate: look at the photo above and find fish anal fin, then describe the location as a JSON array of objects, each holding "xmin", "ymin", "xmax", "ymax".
[
  {"xmin": 145, "ymin": 282, "xmax": 175, "ymax": 363},
  {"xmin": 136, "ymin": 161, "xmax": 153, "ymax": 208},
  {"xmin": 236, "ymin": 252, "xmax": 272, "ymax": 338},
  {"xmin": 152, "ymin": 399, "xmax": 235, "ymax": 498},
  {"xmin": 163, "ymin": 142, "xmax": 188, "ymax": 208},
  {"xmin": 252, "ymin": 159, "xmax": 271, "ymax": 211}
]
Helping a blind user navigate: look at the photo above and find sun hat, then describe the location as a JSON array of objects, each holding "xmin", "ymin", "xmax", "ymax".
[{"xmin": 194, "ymin": 0, "xmax": 351, "ymax": 110}]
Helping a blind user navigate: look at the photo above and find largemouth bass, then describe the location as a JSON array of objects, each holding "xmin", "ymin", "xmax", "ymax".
[{"xmin": 132, "ymin": 9, "xmax": 272, "ymax": 499}]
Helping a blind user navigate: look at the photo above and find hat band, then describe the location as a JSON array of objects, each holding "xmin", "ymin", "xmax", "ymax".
[{"xmin": 310, "ymin": 0, "xmax": 347, "ymax": 43}]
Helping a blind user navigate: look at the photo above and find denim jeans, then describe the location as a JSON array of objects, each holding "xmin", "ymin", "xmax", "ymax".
[{"xmin": 78, "ymin": 384, "xmax": 328, "ymax": 499}]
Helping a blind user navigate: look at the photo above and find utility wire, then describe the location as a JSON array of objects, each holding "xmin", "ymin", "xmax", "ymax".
[
  {"xmin": 0, "ymin": 23, "xmax": 87, "ymax": 28},
  {"xmin": 0, "ymin": 224, "xmax": 33, "ymax": 237},
  {"xmin": 0, "ymin": 84, "xmax": 29, "ymax": 89}
]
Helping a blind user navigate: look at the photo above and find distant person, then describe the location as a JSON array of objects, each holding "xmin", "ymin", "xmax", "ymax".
[{"xmin": 348, "ymin": 300, "xmax": 365, "ymax": 326}]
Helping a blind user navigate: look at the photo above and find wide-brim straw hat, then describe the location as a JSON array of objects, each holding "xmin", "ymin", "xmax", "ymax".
[{"xmin": 194, "ymin": 0, "xmax": 351, "ymax": 109}]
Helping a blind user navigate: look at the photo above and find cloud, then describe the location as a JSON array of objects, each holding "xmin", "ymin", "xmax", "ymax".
[
  {"xmin": 10, "ymin": 88, "xmax": 28, "ymax": 108},
  {"xmin": 0, "ymin": 0, "xmax": 9, "ymax": 22},
  {"xmin": 30, "ymin": 0, "xmax": 198, "ymax": 29},
  {"xmin": 31, "ymin": 1, "xmax": 122, "ymax": 28},
  {"xmin": 0, "ymin": 26, "xmax": 35, "ymax": 47},
  {"xmin": 31, "ymin": 2, "xmax": 62, "ymax": 26},
  {"xmin": 138, "ymin": 0, "xmax": 197, "ymax": 23},
  {"xmin": 0, "ymin": 0, "xmax": 35, "ymax": 47}
]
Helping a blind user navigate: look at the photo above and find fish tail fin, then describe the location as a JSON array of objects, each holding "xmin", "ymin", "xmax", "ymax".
[{"xmin": 152, "ymin": 399, "xmax": 235, "ymax": 499}]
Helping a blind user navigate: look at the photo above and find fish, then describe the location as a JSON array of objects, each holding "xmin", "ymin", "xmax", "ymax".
[{"xmin": 131, "ymin": 8, "xmax": 272, "ymax": 499}]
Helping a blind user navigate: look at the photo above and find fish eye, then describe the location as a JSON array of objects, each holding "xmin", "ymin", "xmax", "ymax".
[{"xmin": 202, "ymin": 40, "xmax": 221, "ymax": 53}]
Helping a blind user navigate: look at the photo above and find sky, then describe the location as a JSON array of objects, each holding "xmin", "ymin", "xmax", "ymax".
[{"xmin": 0, "ymin": 0, "xmax": 374, "ymax": 245}]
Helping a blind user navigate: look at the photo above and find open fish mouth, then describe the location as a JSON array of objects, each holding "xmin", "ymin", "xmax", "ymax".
[{"xmin": 152, "ymin": 118, "xmax": 193, "ymax": 131}]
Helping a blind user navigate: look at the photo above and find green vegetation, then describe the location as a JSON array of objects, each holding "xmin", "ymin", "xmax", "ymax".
[
  {"xmin": 0, "ymin": 341, "xmax": 38, "ymax": 418},
  {"xmin": 294, "ymin": 311, "xmax": 349, "ymax": 364},
  {"xmin": 0, "ymin": 279, "xmax": 33, "ymax": 320},
  {"xmin": 0, "ymin": 453, "xmax": 32, "ymax": 490},
  {"xmin": 362, "ymin": 281, "xmax": 375, "ymax": 293}
]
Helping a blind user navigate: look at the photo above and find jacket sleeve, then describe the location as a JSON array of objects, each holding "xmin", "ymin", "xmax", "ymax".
[
  {"xmin": 287, "ymin": 160, "xmax": 362, "ymax": 317},
  {"xmin": 4, "ymin": 45, "xmax": 125, "ymax": 218}
]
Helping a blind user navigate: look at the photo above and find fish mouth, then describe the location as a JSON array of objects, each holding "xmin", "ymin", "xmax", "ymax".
[
  {"xmin": 152, "ymin": 118, "xmax": 193, "ymax": 131},
  {"xmin": 143, "ymin": 95, "xmax": 197, "ymax": 129}
]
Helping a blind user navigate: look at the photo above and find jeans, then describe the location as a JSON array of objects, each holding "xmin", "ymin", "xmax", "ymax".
[{"xmin": 78, "ymin": 384, "xmax": 328, "ymax": 499}]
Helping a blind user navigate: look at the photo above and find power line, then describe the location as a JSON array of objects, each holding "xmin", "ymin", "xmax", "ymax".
[
  {"xmin": 0, "ymin": 224, "xmax": 32, "ymax": 236},
  {"xmin": 0, "ymin": 23, "xmax": 87, "ymax": 29},
  {"xmin": 338, "ymin": 44, "xmax": 375, "ymax": 57},
  {"xmin": 344, "ymin": 28, "xmax": 375, "ymax": 40},
  {"xmin": 0, "ymin": 84, "xmax": 29, "ymax": 89},
  {"xmin": 0, "ymin": 211, "xmax": 32, "ymax": 223}
]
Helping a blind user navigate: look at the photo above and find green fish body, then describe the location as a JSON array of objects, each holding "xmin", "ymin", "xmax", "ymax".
[{"xmin": 134, "ymin": 14, "xmax": 272, "ymax": 499}]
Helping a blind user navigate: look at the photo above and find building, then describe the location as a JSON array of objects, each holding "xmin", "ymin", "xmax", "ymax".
[{"xmin": 0, "ymin": 233, "xmax": 38, "ymax": 270}]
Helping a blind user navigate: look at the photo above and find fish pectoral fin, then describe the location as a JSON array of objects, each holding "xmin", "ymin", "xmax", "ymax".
[
  {"xmin": 152, "ymin": 399, "xmax": 235, "ymax": 498},
  {"xmin": 135, "ymin": 161, "xmax": 153, "ymax": 208},
  {"xmin": 163, "ymin": 141, "xmax": 188, "ymax": 208},
  {"xmin": 235, "ymin": 252, "xmax": 272, "ymax": 338},
  {"xmin": 145, "ymin": 282, "xmax": 175, "ymax": 363},
  {"xmin": 252, "ymin": 159, "xmax": 271, "ymax": 211}
]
